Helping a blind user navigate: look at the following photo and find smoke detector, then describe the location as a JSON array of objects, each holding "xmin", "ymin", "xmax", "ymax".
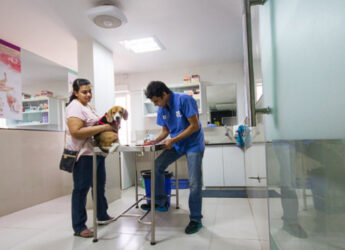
[{"xmin": 86, "ymin": 5, "xmax": 127, "ymax": 29}]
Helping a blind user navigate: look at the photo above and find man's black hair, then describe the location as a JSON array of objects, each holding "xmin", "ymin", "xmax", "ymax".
[{"xmin": 145, "ymin": 81, "xmax": 171, "ymax": 99}]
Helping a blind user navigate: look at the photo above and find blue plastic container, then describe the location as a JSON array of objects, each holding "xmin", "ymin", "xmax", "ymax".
[
  {"xmin": 171, "ymin": 179, "xmax": 189, "ymax": 189},
  {"xmin": 141, "ymin": 170, "xmax": 173, "ymax": 207}
]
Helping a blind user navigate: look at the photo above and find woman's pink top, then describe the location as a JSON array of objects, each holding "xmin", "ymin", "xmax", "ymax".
[{"xmin": 65, "ymin": 99, "xmax": 99, "ymax": 161}]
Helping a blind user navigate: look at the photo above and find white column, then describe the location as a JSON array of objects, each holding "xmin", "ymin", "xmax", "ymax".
[
  {"xmin": 77, "ymin": 39, "xmax": 120, "ymax": 208},
  {"xmin": 77, "ymin": 39, "xmax": 115, "ymax": 115}
]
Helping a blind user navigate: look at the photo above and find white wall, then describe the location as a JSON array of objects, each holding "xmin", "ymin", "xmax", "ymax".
[
  {"xmin": 22, "ymin": 80, "xmax": 68, "ymax": 99},
  {"xmin": 78, "ymin": 40, "xmax": 115, "ymax": 115},
  {"xmin": 92, "ymin": 42, "xmax": 115, "ymax": 114},
  {"xmin": 115, "ymin": 62, "xmax": 246, "ymax": 141}
]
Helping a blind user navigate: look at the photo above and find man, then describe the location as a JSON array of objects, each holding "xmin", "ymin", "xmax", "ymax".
[{"xmin": 141, "ymin": 81, "xmax": 205, "ymax": 234}]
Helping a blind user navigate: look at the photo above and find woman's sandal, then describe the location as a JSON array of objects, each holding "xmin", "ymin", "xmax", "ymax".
[
  {"xmin": 74, "ymin": 228, "xmax": 94, "ymax": 238},
  {"xmin": 97, "ymin": 216, "xmax": 116, "ymax": 225}
]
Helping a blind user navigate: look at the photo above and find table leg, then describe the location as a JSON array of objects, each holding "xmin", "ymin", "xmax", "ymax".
[
  {"xmin": 135, "ymin": 153, "xmax": 139, "ymax": 208},
  {"xmin": 150, "ymin": 150, "xmax": 156, "ymax": 245},
  {"xmin": 92, "ymin": 151, "xmax": 98, "ymax": 242},
  {"xmin": 175, "ymin": 161, "xmax": 180, "ymax": 209}
]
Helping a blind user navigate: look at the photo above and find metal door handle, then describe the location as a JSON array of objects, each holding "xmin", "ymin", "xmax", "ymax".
[
  {"xmin": 256, "ymin": 107, "xmax": 271, "ymax": 114},
  {"xmin": 248, "ymin": 176, "xmax": 267, "ymax": 183}
]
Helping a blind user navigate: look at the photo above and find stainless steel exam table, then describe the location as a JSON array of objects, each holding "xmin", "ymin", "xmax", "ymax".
[{"xmin": 92, "ymin": 144, "xmax": 180, "ymax": 245}]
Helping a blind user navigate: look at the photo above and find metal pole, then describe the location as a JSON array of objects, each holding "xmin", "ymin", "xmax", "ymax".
[
  {"xmin": 150, "ymin": 148, "xmax": 156, "ymax": 245},
  {"xmin": 243, "ymin": 0, "xmax": 268, "ymax": 126},
  {"xmin": 175, "ymin": 161, "xmax": 180, "ymax": 209},
  {"xmin": 243, "ymin": 0, "xmax": 257, "ymax": 126},
  {"xmin": 134, "ymin": 152, "xmax": 139, "ymax": 208},
  {"xmin": 92, "ymin": 151, "xmax": 98, "ymax": 242}
]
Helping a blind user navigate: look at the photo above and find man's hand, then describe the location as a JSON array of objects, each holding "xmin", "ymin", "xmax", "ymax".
[{"xmin": 162, "ymin": 138, "xmax": 175, "ymax": 150}]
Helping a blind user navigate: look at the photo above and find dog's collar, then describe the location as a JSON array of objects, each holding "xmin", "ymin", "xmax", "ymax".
[{"xmin": 97, "ymin": 114, "xmax": 107, "ymax": 125}]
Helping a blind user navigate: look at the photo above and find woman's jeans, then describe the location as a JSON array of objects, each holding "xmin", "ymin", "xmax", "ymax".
[
  {"xmin": 155, "ymin": 148, "xmax": 204, "ymax": 223},
  {"xmin": 72, "ymin": 155, "xmax": 110, "ymax": 233}
]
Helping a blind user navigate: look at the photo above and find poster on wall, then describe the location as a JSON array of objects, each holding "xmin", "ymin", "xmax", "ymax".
[
  {"xmin": 68, "ymin": 69, "xmax": 78, "ymax": 97},
  {"xmin": 0, "ymin": 39, "xmax": 22, "ymax": 120}
]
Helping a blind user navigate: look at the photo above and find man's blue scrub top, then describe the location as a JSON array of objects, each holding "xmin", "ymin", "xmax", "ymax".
[{"xmin": 156, "ymin": 92, "xmax": 205, "ymax": 154}]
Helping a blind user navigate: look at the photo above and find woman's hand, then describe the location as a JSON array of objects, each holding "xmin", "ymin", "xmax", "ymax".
[
  {"xmin": 102, "ymin": 124, "xmax": 114, "ymax": 132},
  {"xmin": 68, "ymin": 117, "xmax": 115, "ymax": 139}
]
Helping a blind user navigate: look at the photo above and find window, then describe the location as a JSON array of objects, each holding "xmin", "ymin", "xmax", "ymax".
[
  {"xmin": 255, "ymin": 82, "xmax": 263, "ymax": 102},
  {"xmin": 0, "ymin": 118, "xmax": 7, "ymax": 128},
  {"xmin": 115, "ymin": 92, "xmax": 131, "ymax": 145}
]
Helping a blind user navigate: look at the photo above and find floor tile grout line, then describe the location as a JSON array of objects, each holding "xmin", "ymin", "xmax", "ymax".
[
  {"xmin": 207, "ymin": 198, "xmax": 220, "ymax": 250},
  {"xmin": 246, "ymin": 198, "xmax": 262, "ymax": 243}
]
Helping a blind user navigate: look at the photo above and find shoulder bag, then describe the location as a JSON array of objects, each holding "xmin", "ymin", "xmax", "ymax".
[{"xmin": 59, "ymin": 132, "xmax": 87, "ymax": 173}]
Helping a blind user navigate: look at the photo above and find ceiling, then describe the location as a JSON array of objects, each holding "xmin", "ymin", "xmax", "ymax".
[{"xmin": 0, "ymin": 0, "xmax": 256, "ymax": 74}]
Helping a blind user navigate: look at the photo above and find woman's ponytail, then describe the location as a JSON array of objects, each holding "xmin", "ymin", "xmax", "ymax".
[{"xmin": 66, "ymin": 78, "xmax": 91, "ymax": 106}]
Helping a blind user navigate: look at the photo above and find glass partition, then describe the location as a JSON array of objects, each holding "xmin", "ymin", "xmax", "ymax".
[{"xmin": 267, "ymin": 140, "xmax": 345, "ymax": 249}]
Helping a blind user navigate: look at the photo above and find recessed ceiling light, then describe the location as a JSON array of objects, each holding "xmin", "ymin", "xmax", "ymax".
[{"xmin": 119, "ymin": 37, "xmax": 164, "ymax": 53}]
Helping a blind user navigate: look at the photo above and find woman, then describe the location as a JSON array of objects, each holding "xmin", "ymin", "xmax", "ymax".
[{"xmin": 66, "ymin": 78, "xmax": 114, "ymax": 238}]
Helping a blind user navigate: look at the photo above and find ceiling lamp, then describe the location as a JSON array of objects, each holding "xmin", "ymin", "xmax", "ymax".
[
  {"xmin": 119, "ymin": 37, "xmax": 164, "ymax": 53},
  {"xmin": 86, "ymin": 5, "xmax": 127, "ymax": 29}
]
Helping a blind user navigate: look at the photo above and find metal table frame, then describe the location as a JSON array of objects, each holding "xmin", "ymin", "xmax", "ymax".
[{"xmin": 92, "ymin": 144, "xmax": 180, "ymax": 245}]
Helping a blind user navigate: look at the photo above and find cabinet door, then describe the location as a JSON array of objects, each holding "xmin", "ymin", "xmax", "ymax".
[
  {"xmin": 244, "ymin": 144, "xmax": 266, "ymax": 187},
  {"xmin": 202, "ymin": 146, "xmax": 224, "ymax": 187},
  {"xmin": 222, "ymin": 146, "xmax": 245, "ymax": 186}
]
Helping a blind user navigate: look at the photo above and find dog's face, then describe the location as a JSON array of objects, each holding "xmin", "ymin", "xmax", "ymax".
[{"xmin": 106, "ymin": 106, "xmax": 128, "ymax": 124}]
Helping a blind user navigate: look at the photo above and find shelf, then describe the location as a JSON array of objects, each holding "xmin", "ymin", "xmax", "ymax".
[
  {"xmin": 22, "ymin": 97, "xmax": 50, "ymax": 102},
  {"xmin": 8, "ymin": 96, "xmax": 61, "ymax": 131},
  {"xmin": 23, "ymin": 110, "xmax": 49, "ymax": 114},
  {"xmin": 15, "ymin": 122, "xmax": 50, "ymax": 126},
  {"xmin": 170, "ymin": 83, "xmax": 200, "ymax": 89},
  {"xmin": 144, "ymin": 113, "xmax": 157, "ymax": 117}
]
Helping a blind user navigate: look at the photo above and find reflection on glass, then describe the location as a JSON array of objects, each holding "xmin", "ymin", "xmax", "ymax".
[
  {"xmin": 206, "ymin": 84, "xmax": 237, "ymax": 126},
  {"xmin": 267, "ymin": 140, "xmax": 345, "ymax": 249}
]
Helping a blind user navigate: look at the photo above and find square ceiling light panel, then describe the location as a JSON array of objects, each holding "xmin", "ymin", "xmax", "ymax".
[{"xmin": 119, "ymin": 37, "xmax": 165, "ymax": 53}]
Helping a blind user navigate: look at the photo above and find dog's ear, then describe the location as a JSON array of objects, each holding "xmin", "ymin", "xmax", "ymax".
[
  {"xmin": 123, "ymin": 109, "xmax": 128, "ymax": 120},
  {"xmin": 106, "ymin": 108, "xmax": 114, "ymax": 123}
]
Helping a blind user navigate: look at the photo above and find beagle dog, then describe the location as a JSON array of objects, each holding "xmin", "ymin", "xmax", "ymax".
[{"xmin": 94, "ymin": 105, "xmax": 128, "ymax": 153}]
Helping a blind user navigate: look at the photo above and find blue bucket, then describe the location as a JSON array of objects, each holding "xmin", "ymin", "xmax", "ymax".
[{"xmin": 141, "ymin": 170, "xmax": 173, "ymax": 207}]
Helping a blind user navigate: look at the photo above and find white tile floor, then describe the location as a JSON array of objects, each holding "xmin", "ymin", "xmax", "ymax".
[{"xmin": 0, "ymin": 187, "xmax": 267, "ymax": 250}]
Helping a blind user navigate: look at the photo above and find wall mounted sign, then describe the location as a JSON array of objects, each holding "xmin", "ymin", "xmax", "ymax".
[{"xmin": 0, "ymin": 39, "xmax": 22, "ymax": 120}]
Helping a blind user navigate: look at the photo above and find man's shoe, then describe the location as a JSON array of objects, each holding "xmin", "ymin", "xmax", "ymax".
[
  {"xmin": 185, "ymin": 221, "xmax": 202, "ymax": 234},
  {"xmin": 283, "ymin": 223, "xmax": 308, "ymax": 238},
  {"xmin": 140, "ymin": 203, "xmax": 168, "ymax": 212}
]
